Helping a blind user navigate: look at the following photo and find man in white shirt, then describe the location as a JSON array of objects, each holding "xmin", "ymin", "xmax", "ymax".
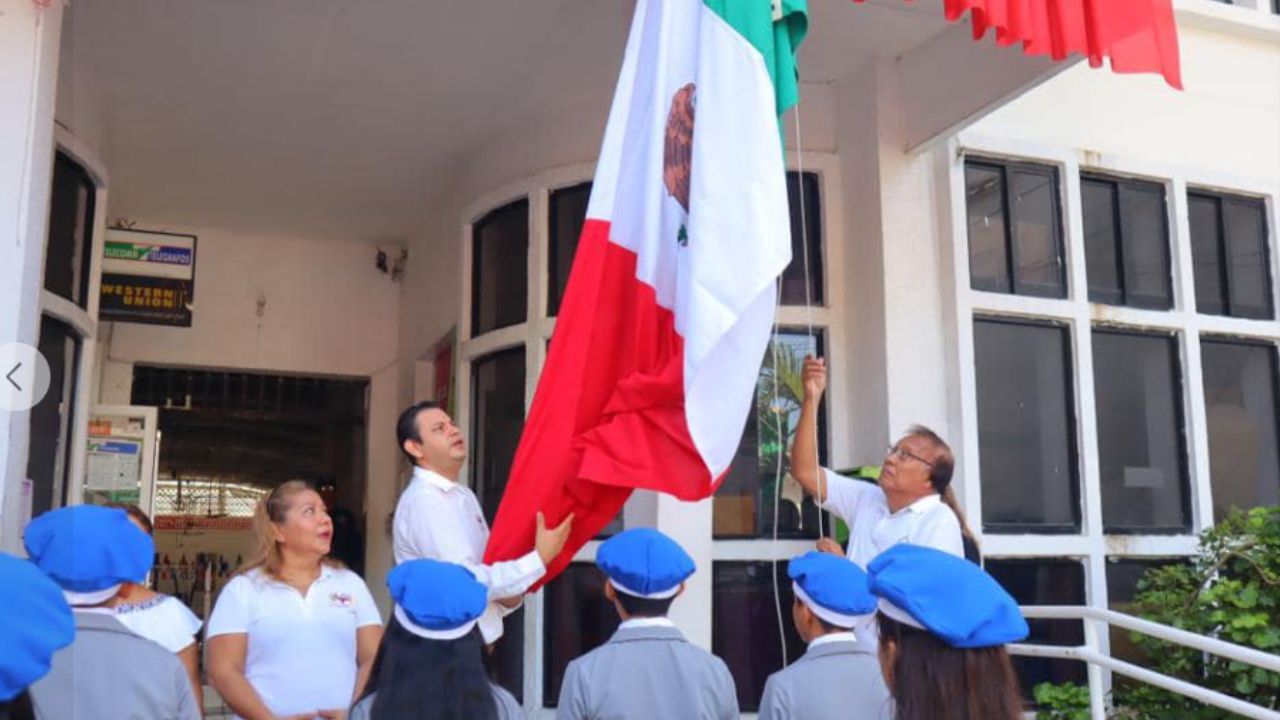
[
  {"xmin": 789, "ymin": 356, "xmax": 966, "ymax": 654},
  {"xmin": 392, "ymin": 400, "xmax": 573, "ymax": 644}
]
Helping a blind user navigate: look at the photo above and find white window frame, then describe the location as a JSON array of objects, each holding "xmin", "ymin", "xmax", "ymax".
[
  {"xmin": 944, "ymin": 130, "xmax": 1280, "ymax": 697},
  {"xmin": 456, "ymin": 152, "xmax": 846, "ymax": 716},
  {"xmin": 39, "ymin": 127, "xmax": 109, "ymax": 510}
]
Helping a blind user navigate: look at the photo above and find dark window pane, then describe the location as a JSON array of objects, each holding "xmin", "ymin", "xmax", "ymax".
[
  {"xmin": 975, "ymin": 319, "xmax": 1079, "ymax": 532},
  {"xmin": 25, "ymin": 316, "xmax": 80, "ymax": 513},
  {"xmin": 780, "ymin": 171, "xmax": 824, "ymax": 306},
  {"xmin": 714, "ymin": 330, "xmax": 830, "ymax": 539},
  {"xmin": 1223, "ymin": 197, "xmax": 1273, "ymax": 319},
  {"xmin": 1202, "ymin": 340, "xmax": 1280, "ymax": 520},
  {"xmin": 1082, "ymin": 178, "xmax": 1123, "ymax": 305},
  {"xmin": 1010, "ymin": 166, "xmax": 1066, "ymax": 298},
  {"xmin": 1106, "ymin": 558, "xmax": 1185, "ymax": 676},
  {"xmin": 1118, "ymin": 181, "xmax": 1172, "ymax": 309},
  {"xmin": 548, "ymin": 183, "xmax": 591, "ymax": 317},
  {"xmin": 44, "ymin": 152, "xmax": 96, "ymax": 308},
  {"xmin": 471, "ymin": 200, "xmax": 529, "ymax": 336},
  {"xmin": 470, "ymin": 347, "xmax": 526, "ymax": 701},
  {"xmin": 986, "ymin": 559, "xmax": 1087, "ymax": 701},
  {"xmin": 1188, "ymin": 194, "xmax": 1227, "ymax": 315},
  {"xmin": 543, "ymin": 563, "xmax": 620, "ymax": 707},
  {"xmin": 470, "ymin": 347, "xmax": 526, "ymax": 523},
  {"xmin": 966, "ymin": 163, "xmax": 1011, "ymax": 293},
  {"xmin": 712, "ymin": 561, "xmax": 806, "ymax": 712},
  {"xmin": 1093, "ymin": 331, "xmax": 1189, "ymax": 532}
]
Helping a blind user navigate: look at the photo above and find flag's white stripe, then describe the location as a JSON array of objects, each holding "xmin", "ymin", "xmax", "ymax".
[
  {"xmin": 584, "ymin": 0, "xmax": 791, "ymax": 481},
  {"xmin": 682, "ymin": 6, "xmax": 790, "ymax": 478}
]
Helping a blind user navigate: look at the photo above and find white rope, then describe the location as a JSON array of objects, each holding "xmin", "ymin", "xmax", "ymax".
[
  {"xmin": 791, "ymin": 89, "xmax": 824, "ymax": 541},
  {"xmin": 769, "ymin": 277, "xmax": 789, "ymax": 668},
  {"xmin": 767, "ymin": 89, "xmax": 822, "ymax": 671}
]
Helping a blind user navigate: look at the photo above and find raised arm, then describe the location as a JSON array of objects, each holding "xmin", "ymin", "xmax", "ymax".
[{"xmin": 789, "ymin": 356, "xmax": 828, "ymax": 503}]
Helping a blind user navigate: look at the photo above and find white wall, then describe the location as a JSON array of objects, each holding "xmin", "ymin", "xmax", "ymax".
[
  {"xmin": 0, "ymin": 1, "xmax": 64, "ymax": 553},
  {"xmin": 101, "ymin": 226, "xmax": 399, "ymax": 379},
  {"xmin": 97, "ymin": 224, "xmax": 403, "ymax": 607},
  {"xmin": 965, "ymin": 20, "xmax": 1280, "ymax": 187}
]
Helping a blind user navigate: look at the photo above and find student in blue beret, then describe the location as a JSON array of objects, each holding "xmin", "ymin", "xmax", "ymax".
[
  {"xmin": 23, "ymin": 505, "xmax": 201, "ymax": 720},
  {"xmin": 867, "ymin": 544, "xmax": 1028, "ymax": 720},
  {"xmin": 556, "ymin": 528, "xmax": 737, "ymax": 720},
  {"xmin": 758, "ymin": 552, "xmax": 891, "ymax": 720},
  {"xmin": 349, "ymin": 559, "xmax": 521, "ymax": 720},
  {"xmin": 0, "ymin": 553, "xmax": 74, "ymax": 720}
]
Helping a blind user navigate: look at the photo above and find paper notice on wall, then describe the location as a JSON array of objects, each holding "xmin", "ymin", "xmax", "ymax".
[
  {"xmin": 1123, "ymin": 467, "xmax": 1165, "ymax": 489},
  {"xmin": 86, "ymin": 438, "xmax": 143, "ymax": 492}
]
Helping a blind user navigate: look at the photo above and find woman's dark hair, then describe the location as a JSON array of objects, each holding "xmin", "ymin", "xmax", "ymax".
[
  {"xmin": 354, "ymin": 616, "xmax": 498, "ymax": 720},
  {"xmin": 0, "ymin": 691, "xmax": 36, "ymax": 720},
  {"xmin": 877, "ymin": 612, "xmax": 1022, "ymax": 720}
]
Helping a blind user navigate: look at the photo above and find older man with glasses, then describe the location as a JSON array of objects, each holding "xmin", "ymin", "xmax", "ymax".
[{"xmin": 789, "ymin": 356, "xmax": 967, "ymax": 656}]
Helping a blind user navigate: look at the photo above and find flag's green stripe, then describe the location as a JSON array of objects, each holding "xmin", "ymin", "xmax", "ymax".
[{"xmin": 702, "ymin": 0, "xmax": 809, "ymax": 119}]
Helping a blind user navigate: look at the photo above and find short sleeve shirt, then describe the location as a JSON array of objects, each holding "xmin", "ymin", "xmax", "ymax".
[
  {"xmin": 114, "ymin": 594, "xmax": 203, "ymax": 653},
  {"xmin": 206, "ymin": 565, "xmax": 382, "ymax": 719},
  {"xmin": 820, "ymin": 468, "xmax": 963, "ymax": 652}
]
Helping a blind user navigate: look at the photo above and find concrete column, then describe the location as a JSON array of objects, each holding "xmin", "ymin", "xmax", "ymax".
[{"xmin": 0, "ymin": 1, "xmax": 64, "ymax": 552}]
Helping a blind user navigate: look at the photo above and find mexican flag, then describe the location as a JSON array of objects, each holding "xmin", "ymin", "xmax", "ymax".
[{"xmin": 485, "ymin": 0, "xmax": 807, "ymax": 585}]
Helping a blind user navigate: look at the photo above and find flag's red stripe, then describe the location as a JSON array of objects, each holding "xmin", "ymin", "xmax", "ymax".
[{"xmin": 484, "ymin": 219, "xmax": 715, "ymax": 588}]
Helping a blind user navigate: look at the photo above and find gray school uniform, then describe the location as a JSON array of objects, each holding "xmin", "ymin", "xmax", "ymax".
[
  {"xmin": 30, "ymin": 610, "xmax": 200, "ymax": 720},
  {"xmin": 350, "ymin": 683, "xmax": 524, "ymax": 720},
  {"xmin": 758, "ymin": 636, "xmax": 893, "ymax": 720},
  {"xmin": 556, "ymin": 623, "xmax": 737, "ymax": 720}
]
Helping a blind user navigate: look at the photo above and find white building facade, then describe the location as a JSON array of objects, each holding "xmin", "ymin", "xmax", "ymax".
[{"xmin": 1, "ymin": 0, "xmax": 1276, "ymax": 715}]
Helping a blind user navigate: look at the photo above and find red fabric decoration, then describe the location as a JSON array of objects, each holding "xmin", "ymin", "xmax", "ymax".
[{"xmin": 855, "ymin": 0, "xmax": 1183, "ymax": 89}]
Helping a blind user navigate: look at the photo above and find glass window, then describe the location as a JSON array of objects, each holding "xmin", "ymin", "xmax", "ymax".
[
  {"xmin": 711, "ymin": 561, "xmax": 806, "ymax": 712},
  {"xmin": 966, "ymin": 163, "xmax": 1011, "ymax": 293},
  {"xmin": 25, "ymin": 316, "xmax": 81, "ymax": 514},
  {"xmin": 1188, "ymin": 191, "xmax": 1274, "ymax": 320},
  {"xmin": 965, "ymin": 160, "xmax": 1065, "ymax": 298},
  {"xmin": 781, "ymin": 171, "xmax": 824, "ymax": 306},
  {"xmin": 986, "ymin": 559, "xmax": 1087, "ymax": 701},
  {"xmin": 1106, "ymin": 558, "xmax": 1185, "ymax": 675},
  {"xmin": 1201, "ymin": 339, "xmax": 1280, "ymax": 519},
  {"xmin": 44, "ymin": 152, "xmax": 96, "ymax": 308},
  {"xmin": 548, "ymin": 183, "xmax": 591, "ymax": 317},
  {"xmin": 471, "ymin": 199, "xmax": 529, "ymax": 336},
  {"xmin": 470, "ymin": 346, "xmax": 527, "ymax": 700},
  {"xmin": 1223, "ymin": 196, "xmax": 1273, "ymax": 319},
  {"xmin": 974, "ymin": 318, "xmax": 1079, "ymax": 532},
  {"xmin": 1081, "ymin": 175, "xmax": 1171, "ymax": 309},
  {"xmin": 470, "ymin": 347, "xmax": 526, "ymax": 523},
  {"xmin": 1092, "ymin": 330, "xmax": 1189, "ymax": 533},
  {"xmin": 713, "ymin": 330, "xmax": 829, "ymax": 538},
  {"xmin": 543, "ymin": 562, "xmax": 620, "ymax": 707}
]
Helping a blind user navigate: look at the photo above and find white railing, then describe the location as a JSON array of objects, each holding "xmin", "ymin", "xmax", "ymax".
[{"xmin": 1009, "ymin": 605, "xmax": 1280, "ymax": 720}]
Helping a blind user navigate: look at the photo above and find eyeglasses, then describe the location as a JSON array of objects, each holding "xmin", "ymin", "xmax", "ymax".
[{"xmin": 886, "ymin": 444, "xmax": 935, "ymax": 469}]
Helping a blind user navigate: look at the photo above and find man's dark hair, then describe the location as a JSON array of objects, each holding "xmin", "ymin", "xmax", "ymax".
[
  {"xmin": 396, "ymin": 401, "xmax": 440, "ymax": 462},
  {"xmin": 905, "ymin": 424, "xmax": 955, "ymax": 493},
  {"xmin": 614, "ymin": 591, "xmax": 675, "ymax": 618}
]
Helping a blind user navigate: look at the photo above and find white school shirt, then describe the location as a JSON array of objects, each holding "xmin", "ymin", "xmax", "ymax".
[
  {"xmin": 114, "ymin": 593, "xmax": 203, "ymax": 652},
  {"xmin": 820, "ymin": 468, "xmax": 963, "ymax": 653},
  {"xmin": 392, "ymin": 466, "xmax": 545, "ymax": 643},
  {"xmin": 205, "ymin": 565, "xmax": 382, "ymax": 720}
]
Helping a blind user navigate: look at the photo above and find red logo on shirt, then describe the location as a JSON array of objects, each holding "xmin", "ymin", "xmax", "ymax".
[{"xmin": 330, "ymin": 592, "xmax": 354, "ymax": 608}]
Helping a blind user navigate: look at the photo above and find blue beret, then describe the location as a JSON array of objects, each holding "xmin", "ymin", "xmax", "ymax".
[
  {"xmin": 388, "ymin": 559, "xmax": 487, "ymax": 640},
  {"xmin": 23, "ymin": 505, "xmax": 154, "ymax": 600},
  {"xmin": 0, "ymin": 554, "xmax": 75, "ymax": 701},
  {"xmin": 596, "ymin": 528, "xmax": 694, "ymax": 599},
  {"xmin": 868, "ymin": 544, "xmax": 1028, "ymax": 648},
  {"xmin": 788, "ymin": 551, "xmax": 876, "ymax": 625}
]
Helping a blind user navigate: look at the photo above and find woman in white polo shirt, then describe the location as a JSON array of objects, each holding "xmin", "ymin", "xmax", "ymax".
[{"xmin": 207, "ymin": 481, "xmax": 384, "ymax": 720}]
